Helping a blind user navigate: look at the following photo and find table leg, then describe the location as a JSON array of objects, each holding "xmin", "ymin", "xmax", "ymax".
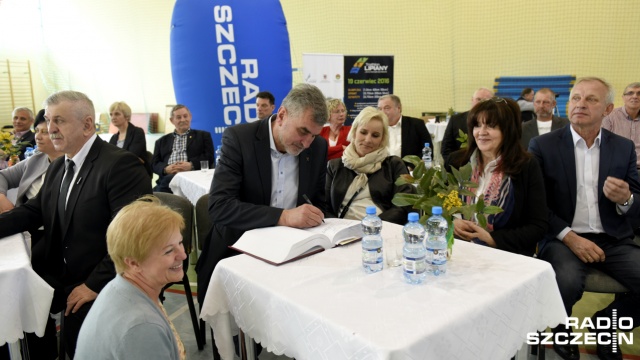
[{"xmin": 239, "ymin": 330, "xmax": 255, "ymax": 360}]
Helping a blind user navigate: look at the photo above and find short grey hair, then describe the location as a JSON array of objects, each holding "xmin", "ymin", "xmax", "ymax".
[
  {"xmin": 573, "ymin": 77, "xmax": 614, "ymax": 105},
  {"xmin": 378, "ymin": 94, "xmax": 401, "ymax": 108},
  {"xmin": 12, "ymin": 107, "xmax": 34, "ymax": 121},
  {"xmin": 44, "ymin": 90, "xmax": 96, "ymax": 123},
  {"xmin": 280, "ymin": 84, "xmax": 328, "ymax": 126},
  {"xmin": 624, "ymin": 82, "xmax": 640, "ymax": 93}
]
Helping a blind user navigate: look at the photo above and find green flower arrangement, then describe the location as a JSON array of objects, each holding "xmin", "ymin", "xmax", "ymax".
[{"xmin": 392, "ymin": 155, "xmax": 504, "ymax": 256}]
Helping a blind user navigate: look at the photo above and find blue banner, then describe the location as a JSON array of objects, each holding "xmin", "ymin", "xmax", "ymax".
[{"xmin": 170, "ymin": 0, "xmax": 292, "ymax": 147}]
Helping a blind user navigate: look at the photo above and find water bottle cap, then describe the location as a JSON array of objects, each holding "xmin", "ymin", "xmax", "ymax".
[
  {"xmin": 366, "ymin": 206, "xmax": 376, "ymax": 215},
  {"xmin": 408, "ymin": 212, "xmax": 419, "ymax": 221},
  {"xmin": 217, "ymin": 145, "xmax": 221, "ymax": 150},
  {"xmin": 26, "ymin": 147, "xmax": 33, "ymax": 151},
  {"xmin": 424, "ymin": 143, "xmax": 430, "ymax": 148},
  {"xmin": 432, "ymin": 206, "xmax": 443, "ymax": 215}
]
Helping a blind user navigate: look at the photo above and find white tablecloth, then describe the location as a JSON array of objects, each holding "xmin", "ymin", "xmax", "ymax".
[
  {"xmin": 426, "ymin": 121, "xmax": 448, "ymax": 143},
  {"xmin": 201, "ymin": 223, "xmax": 566, "ymax": 360},
  {"xmin": 0, "ymin": 233, "xmax": 54, "ymax": 345},
  {"xmin": 169, "ymin": 170, "xmax": 214, "ymax": 205},
  {"xmin": 426, "ymin": 122, "xmax": 448, "ymax": 165}
]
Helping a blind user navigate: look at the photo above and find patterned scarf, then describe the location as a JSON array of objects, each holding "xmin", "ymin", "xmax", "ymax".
[
  {"xmin": 340, "ymin": 143, "xmax": 389, "ymax": 209},
  {"xmin": 467, "ymin": 151, "xmax": 514, "ymax": 232}
]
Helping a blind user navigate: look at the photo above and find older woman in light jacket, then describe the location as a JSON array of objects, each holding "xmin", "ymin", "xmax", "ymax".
[{"xmin": 0, "ymin": 109, "xmax": 63, "ymax": 213}]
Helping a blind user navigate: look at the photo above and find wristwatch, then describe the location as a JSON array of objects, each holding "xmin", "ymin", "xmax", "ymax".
[{"xmin": 622, "ymin": 193, "xmax": 634, "ymax": 206}]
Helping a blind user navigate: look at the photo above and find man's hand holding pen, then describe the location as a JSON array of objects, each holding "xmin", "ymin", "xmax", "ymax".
[{"xmin": 277, "ymin": 194, "xmax": 325, "ymax": 228}]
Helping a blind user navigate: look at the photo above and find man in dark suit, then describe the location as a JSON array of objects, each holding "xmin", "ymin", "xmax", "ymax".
[
  {"xmin": 256, "ymin": 90, "xmax": 276, "ymax": 120},
  {"xmin": 530, "ymin": 77, "xmax": 640, "ymax": 360},
  {"xmin": 152, "ymin": 104, "xmax": 214, "ymax": 192},
  {"xmin": 377, "ymin": 94, "xmax": 432, "ymax": 169},
  {"xmin": 0, "ymin": 91, "xmax": 151, "ymax": 359},
  {"xmin": 520, "ymin": 88, "xmax": 569, "ymax": 149},
  {"xmin": 196, "ymin": 84, "xmax": 329, "ymax": 305},
  {"xmin": 11, "ymin": 107, "xmax": 36, "ymax": 160},
  {"xmin": 440, "ymin": 88, "xmax": 494, "ymax": 161}
]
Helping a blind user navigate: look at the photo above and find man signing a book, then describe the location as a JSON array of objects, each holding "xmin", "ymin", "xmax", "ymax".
[{"xmin": 196, "ymin": 83, "xmax": 329, "ymax": 304}]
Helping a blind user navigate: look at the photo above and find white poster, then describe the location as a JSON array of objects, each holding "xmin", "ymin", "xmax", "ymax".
[{"xmin": 302, "ymin": 53, "xmax": 344, "ymax": 99}]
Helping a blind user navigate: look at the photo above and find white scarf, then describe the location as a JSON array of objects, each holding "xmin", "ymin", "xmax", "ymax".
[{"xmin": 340, "ymin": 143, "xmax": 389, "ymax": 207}]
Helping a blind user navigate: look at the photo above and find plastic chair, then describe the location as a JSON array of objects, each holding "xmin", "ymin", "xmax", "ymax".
[{"xmin": 154, "ymin": 192, "xmax": 204, "ymax": 351}]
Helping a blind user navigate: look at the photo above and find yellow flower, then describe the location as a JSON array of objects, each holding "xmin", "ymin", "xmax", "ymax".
[{"xmin": 442, "ymin": 190, "xmax": 463, "ymax": 211}]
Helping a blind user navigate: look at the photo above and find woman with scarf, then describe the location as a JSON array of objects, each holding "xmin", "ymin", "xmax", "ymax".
[
  {"xmin": 326, "ymin": 106, "xmax": 414, "ymax": 225},
  {"xmin": 445, "ymin": 97, "xmax": 548, "ymax": 256}
]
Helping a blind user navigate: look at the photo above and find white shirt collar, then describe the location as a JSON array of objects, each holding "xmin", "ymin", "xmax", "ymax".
[
  {"xmin": 65, "ymin": 134, "xmax": 97, "ymax": 172},
  {"xmin": 569, "ymin": 125, "xmax": 601, "ymax": 149}
]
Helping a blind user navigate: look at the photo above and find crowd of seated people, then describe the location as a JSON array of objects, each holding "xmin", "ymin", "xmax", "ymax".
[{"xmin": 2, "ymin": 78, "xmax": 640, "ymax": 359}]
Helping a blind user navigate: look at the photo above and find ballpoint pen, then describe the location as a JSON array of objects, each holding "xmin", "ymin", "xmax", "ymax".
[{"xmin": 302, "ymin": 194, "xmax": 325, "ymax": 223}]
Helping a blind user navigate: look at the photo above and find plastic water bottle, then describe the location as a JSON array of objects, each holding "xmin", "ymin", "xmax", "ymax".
[
  {"xmin": 361, "ymin": 206, "xmax": 383, "ymax": 273},
  {"xmin": 422, "ymin": 143, "xmax": 432, "ymax": 170},
  {"xmin": 426, "ymin": 206, "xmax": 448, "ymax": 276},
  {"xmin": 402, "ymin": 212, "xmax": 427, "ymax": 284},
  {"xmin": 23, "ymin": 147, "xmax": 34, "ymax": 160},
  {"xmin": 215, "ymin": 145, "xmax": 222, "ymax": 167},
  {"xmin": 32, "ymin": 145, "xmax": 39, "ymax": 155}
]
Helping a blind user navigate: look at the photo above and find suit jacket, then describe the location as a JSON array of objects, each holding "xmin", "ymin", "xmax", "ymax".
[
  {"xmin": 0, "ymin": 151, "xmax": 51, "ymax": 206},
  {"xmin": 0, "ymin": 137, "xmax": 151, "ymax": 303},
  {"xmin": 326, "ymin": 156, "xmax": 414, "ymax": 225},
  {"xmin": 529, "ymin": 126, "xmax": 640, "ymax": 250},
  {"xmin": 400, "ymin": 116, "xmax": 433, "ymax": 161},
  {"xmin": 441, "ymin": 111, "xmax": 468, "ymax": 160},
  {"xmin": 520, "ymin": 116, "xmax": 569, "ymax": 150},
  {"xmin": 152, "ymin": 129, "xmax": 214, "ymax": 181},
  {"xmin": 16, "ymin": 130, "xmax": 36, "ymax": 161},
  {"xmin": 109, "ymin": 123, "xmax": 151, "ymax": 176},
  {"xmin": 446, "ymin": 151, "xmax": 548, "ymax": 256},
  {"xmin": 196, "ymin": 117, "xmax": 328, "ymax": 303}
]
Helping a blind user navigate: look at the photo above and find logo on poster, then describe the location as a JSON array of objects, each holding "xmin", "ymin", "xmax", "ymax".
[
  {"xmin": 349, "ymin": 57, "xmax": 369, "ymax": 74},
  {"xmin": 363, "ymin": 62, "xmax": 388, "ymax": 73}
]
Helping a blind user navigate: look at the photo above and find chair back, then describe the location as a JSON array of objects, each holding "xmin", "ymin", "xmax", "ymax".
[
  {"xmin": 154, "ymin": 192, "xmax": 194, "ymax": 260},
  {"xmin": 521, "ymin": 110, "xmax": 535, "ymax": 122},
  {"xmin": 195, "ymin": 194, "xmax": 211, "ymax": 251},
  {"xmin": 144, "ymin": 151, "xmax": 153, "ymax": 177}
]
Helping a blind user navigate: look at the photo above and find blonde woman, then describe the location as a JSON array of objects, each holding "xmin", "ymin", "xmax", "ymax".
[
  {"xmin": 320, "ymin": 98, "xmax": 350, "ymax": 160},
  {"xmin": 76, "ymin": 196, "xmax": 187, "ymax": 359},
  {"xmin": 326, "ymin": 106, "xmax": 414, "ymax": 225}
]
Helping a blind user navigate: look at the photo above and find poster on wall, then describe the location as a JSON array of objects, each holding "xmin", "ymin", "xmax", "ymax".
[
  {"xmin": 170, "ymin": 0, "xmax": 292, "ymax": 148},
  {"xmin": 343, "ymin": 55, "xmax": 394, "ymax": 121},
  {"xmin": 302, "ymin": 53, "xmax": 344, "ymax": 99}
]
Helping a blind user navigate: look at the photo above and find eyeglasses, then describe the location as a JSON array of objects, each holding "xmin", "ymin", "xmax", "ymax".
[
  {"xmin": 624, "ymin": 91, "xmax": 640, "ymax": 97},
  {"xmin": 481, "ymin": 97, "xmax": 507, "ymax": 104}
]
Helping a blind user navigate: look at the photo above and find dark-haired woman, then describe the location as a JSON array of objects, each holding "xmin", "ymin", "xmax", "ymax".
[{"xmin": 445, "ymin": 97, "xmax": 548, "ymax": 256}]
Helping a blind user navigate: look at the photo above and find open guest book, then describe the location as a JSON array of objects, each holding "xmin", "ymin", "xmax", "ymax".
[{"xmin": 229, "ymin": 218, "xmax": 362, "ymax": 265}]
